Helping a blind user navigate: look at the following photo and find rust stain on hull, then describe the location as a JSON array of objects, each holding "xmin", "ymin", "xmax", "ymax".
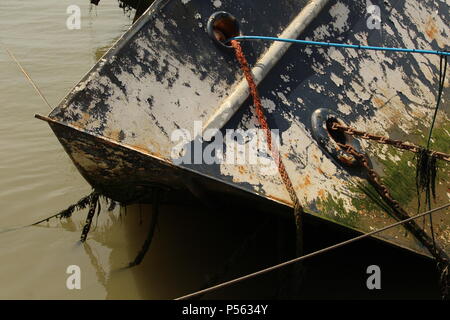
[{"xmin": 425, "ymin": 17, "xmax": 438, "ymax": 40}]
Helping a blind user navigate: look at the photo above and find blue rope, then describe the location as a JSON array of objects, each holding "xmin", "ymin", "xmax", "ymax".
[{"xmin": 229, "ymin": 36, "xmax": 450, "ymax": 56}]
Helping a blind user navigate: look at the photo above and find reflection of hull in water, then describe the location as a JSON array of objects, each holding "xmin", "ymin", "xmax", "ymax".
[{"xmin": 37, "ymin": 0, "xmax": 449, "ymax": 258}]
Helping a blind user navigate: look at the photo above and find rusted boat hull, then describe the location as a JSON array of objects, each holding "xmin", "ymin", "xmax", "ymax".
[{"xmin": 38, "ymin": 0, "xmax": 449, "ymax": 257}]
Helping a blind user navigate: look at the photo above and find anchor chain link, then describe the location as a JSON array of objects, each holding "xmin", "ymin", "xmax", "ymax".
[
  {"xmin": 331, "ymin": 122, "xmax": 450, "ymax": 162},
  {"xmin": 337, "ymin": 142, "xmax": 450, "ymax": 299}
]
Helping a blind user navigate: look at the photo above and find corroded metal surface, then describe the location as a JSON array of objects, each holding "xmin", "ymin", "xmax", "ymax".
[{"xmin": 40, "ymin": 0, "xmax": 449, "ymax": 257}]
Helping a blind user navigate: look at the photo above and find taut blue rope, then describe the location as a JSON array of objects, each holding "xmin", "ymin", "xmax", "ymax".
[{"xmin": 228, "ymin": 36, "xmax": 450, "ymax": 56}]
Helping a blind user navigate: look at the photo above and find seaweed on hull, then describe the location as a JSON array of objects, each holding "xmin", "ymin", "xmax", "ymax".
[{"xmin": 90, "ymin": 0, "xmax": 154, "ymax": 22}]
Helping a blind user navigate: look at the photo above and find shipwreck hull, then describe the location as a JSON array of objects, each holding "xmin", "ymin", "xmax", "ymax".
[{"xmin": 38, "ymin": 0, "xmax": 449, "ymax": 257}]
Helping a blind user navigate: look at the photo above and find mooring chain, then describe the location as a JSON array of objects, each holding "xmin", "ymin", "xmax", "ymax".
[
  {"xmin": 80, "ymin": 193, "xmax": 100, "ymax": 242},
  {"xmin": 337, "ymin": 143, "xmax": 403, "ymax": 212},
  {"xmin": 337, "ymin": 141, "xmax": 450, "ymax": 296},
  {"xmin": 331, "ymin": 122, "xmax": 450, "ymax": 162},
  {"xmin": 338, "ymin": 142, "xmax": 449, "ymax": 255},
  {"xmin": 231, "ymin": 39, "xmax": 304, "ymax": 256}
]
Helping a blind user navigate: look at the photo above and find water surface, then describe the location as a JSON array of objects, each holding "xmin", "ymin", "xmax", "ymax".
[{"xmin": 0, "ymin": 0, "xmax": 149, "ymax": 299}]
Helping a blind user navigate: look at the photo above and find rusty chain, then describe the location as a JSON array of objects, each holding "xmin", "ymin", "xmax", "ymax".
[
  {"xmin": 337, "ymin": 142, "xmax": 449, "ymax": 297},
  {"xmin": 231, "ymin": 39, "xmax": 304, "ymax": 255},
  {"xmin": 331, "ymin": 122, "xmax": 450, "ymax": 163},
  {"xmin": 80, "ymin": 193, "xmax": 100, "ymax": 243},
  {"xmin": 231, "ymin": 39, "xmax": 306, "ymax": 297}
]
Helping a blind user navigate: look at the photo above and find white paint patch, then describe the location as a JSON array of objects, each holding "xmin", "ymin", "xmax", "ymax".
[
  {"xmin": 312, "ymin": 25, "xmax": 331, "ymax": 40},
  {"xmin": 338, "ymin": 103, "xmax": 352, "ymax": 115},
  {"xmin": 304, "ymin": 47, "xmax": 313, "ymax": 56},
  {"xmin": 212, "ymin": 0, "xmax": 222, "ymax": 8},
  {"xmin": 308, "ymin": 82, "xmax": 325, "ymax": 94},
  {"xmin": 330, "ymin": 72, "xmax": 344, "ymax": 87},
  {"xmin": 277, "ymin": 92, "xmax": 291, "ymax": 106},
  {"xmin": 261, "ymin": 98, "xmax": 276, "ymax": 113},
  {"xmin": 280, "ymin": 122, "xmax": 355, "ymax": 212},
  {"xmin": 329, "ymin": 1, "xmax": 350, "ymax": 33},
  {"xmin": 280, "ymin": 74, "xmax": 290, "ymax": 83},
  {"xmin": 154, "ymin": 19, "xmax": 168, "ymax": 36}
]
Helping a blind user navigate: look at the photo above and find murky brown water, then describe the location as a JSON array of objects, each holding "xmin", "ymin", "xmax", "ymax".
[
  {"xmin": 0, "ymin": 0, "xmax": 132, "ymax": 299},
  {"xmin": 0, "ymin": 0, "xmax": 202, "ymax": 299}
]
